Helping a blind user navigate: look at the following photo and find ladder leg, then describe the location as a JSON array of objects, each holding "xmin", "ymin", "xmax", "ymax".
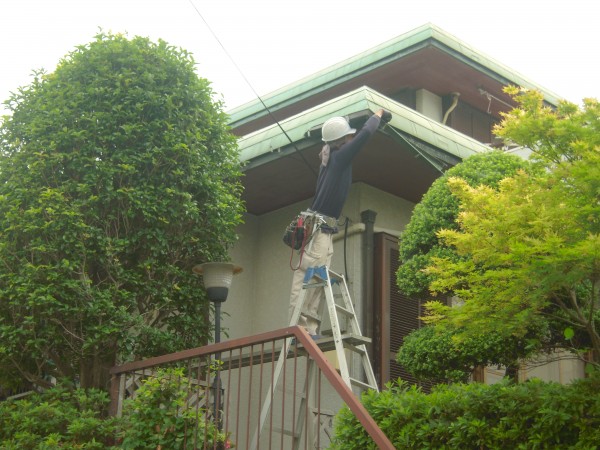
[
  {"xmin": 336, "ymin": 271, "xmax": 378, "ymax": 390},
  {"xmin": 292, "ymin": 358, "xmax": 318, "ymax": 450},
  {"xmin": 323, "ymin": 275, "xmax": 351, "ymax": 386}
]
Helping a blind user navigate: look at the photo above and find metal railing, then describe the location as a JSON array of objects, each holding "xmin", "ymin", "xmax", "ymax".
[{"xmin": 110, "ymin": 326, "xmax": 394, "ymax": 449}]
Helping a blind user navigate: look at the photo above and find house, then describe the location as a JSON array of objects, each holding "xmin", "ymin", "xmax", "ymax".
[{"xmin": 222, "ymin": 23, "xmax": 584, "ymax": 389}]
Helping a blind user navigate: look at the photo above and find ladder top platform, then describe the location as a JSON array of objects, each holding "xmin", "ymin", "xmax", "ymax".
[{"xmin": 292, "ymin": 333, "xmax": 371, "ymax": 353}]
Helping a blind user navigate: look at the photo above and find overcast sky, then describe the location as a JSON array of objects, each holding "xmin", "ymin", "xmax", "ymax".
[{"xmin": 1, "ymin": 0, "xmax": 598, "ymax": 117}]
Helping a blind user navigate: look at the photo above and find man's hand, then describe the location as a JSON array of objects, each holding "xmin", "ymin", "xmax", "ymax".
[{"xmin": 376, "ymin": 109, "xmax": 392, "ymax": 123}]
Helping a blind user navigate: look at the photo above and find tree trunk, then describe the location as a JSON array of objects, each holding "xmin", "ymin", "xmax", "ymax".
[
  {"xmin": 504, "ymin": 362, "xmax": 519, "ymax": 383},
  {"xmin": 79, "ymin": 347, "xmax": 117, "ymax": 390}
]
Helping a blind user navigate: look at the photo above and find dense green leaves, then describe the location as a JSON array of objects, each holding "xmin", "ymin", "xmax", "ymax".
[
  {"xmin": 397, "ymin": 151, "xmax": 530, "ymax": 297},
  {"xmin": 0, "ymin": 370, "xmax": 231, "ymax": 449},
  {"xmin": 396, "ymin": 325, "xmax": 536, "ymax": 383},
  {"xmin": 426, "ymin": 91, "xmax": 600, "ymax": 367},
  {"xmin": 118, "ymin": 368, "xmax": 230, "ymax": 449},
  {"xmin": 0, "ymin": 32, "xmax": 244, "ymax": 388},
  {"xmin": 0, "ymin": 382, "xmax": 119, "ymax": 448},
  {"xmin": 395, "ymin": 151, "xmax": 534, "ymax": 380},
  {"xmin": 331, "ymin": 374, "xmax": 600, "ymax": 449}
]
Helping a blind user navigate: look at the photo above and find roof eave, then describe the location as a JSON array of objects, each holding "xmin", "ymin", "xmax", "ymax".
[
  {"xmin": 238, "ymin": 86, "xmax": 491, "ymax": 168},
  {"xmin": 228, "ymin": 23, "xmax": 562, "ymax": 128}
]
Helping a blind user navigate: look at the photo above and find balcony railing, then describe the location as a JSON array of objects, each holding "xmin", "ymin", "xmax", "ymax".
[{"xmin": 110, "ymin": 325, "xmax": 394, "ymax": 449}]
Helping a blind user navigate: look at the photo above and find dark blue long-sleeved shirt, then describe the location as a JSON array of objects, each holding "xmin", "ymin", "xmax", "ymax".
[{"xmin": 310, "ymin": 114, "xmax": 381, "ymax": 218}]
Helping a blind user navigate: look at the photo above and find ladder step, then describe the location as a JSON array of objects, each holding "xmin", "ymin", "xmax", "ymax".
[
  {"xmin": 343, "ymin": 342, "xmax": 368, "ymax": 356},
  {"xmin": 350, "ymin": 377, "xmax": 377, "ymax": 391},
  {"xmin": 272, "ymin": 426, "xmax": 299, "ymax": 438},
  {"xmin": 305, "ymin": 267, "xmax": 343, "ymax": 284},
  {"xmin": 304, "ymin": 281, "xmax": 327, "ymax": 289},
  {"xmin": 334, "ymin": 304, "xmax": 353, "ymax": 316}
]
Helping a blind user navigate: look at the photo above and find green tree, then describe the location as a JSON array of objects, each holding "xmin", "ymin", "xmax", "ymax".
[
  {"xmin": 396, "ymin": 325, "xmax": 535, "ymax": 383},
  {"xmin": 396, "ymin": 151, "xmax": 533, "ymax": 381},
  {"xmin": 425, "ymin": 89, "xmax": 600, "ymax": 367},
  {"xmin": 0, "ymin": 32, "xmax": 244, "ymax": 389},
  {"xmin": 397, "ymin": 151, "xmax": 531, "ymax": 297}
]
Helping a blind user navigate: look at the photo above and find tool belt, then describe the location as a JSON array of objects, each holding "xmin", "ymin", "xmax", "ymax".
[
  {"xmin": 283, "ymin": 210, "xmax": 339, "ymax": 250},
  {"xmin": 300, "ymin": 209, "xmax": 337, "ymax": 228},
  {"xmin": 301, "ymin": 209, "xmax": 338, "ymax": 233}
]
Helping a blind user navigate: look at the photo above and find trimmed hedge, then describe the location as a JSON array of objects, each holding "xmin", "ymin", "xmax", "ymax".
[{"xmin": 331, "ymin": 376, "xmax": 600, "ymax": 449}]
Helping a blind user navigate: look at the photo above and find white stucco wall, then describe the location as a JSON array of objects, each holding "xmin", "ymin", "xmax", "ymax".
[
  {"xmin": 482, "ymin": 352, "xmax": 586, "ymax": 385},
  {"xmin": 218, "ymin": 212, "xmax": 260, "ymax": 339},
  {"xmin": 223, "ymin": 182, "xmax": 416, "ymax": 341}
]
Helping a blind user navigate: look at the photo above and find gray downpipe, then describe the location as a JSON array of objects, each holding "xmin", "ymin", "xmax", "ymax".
[{"xmin": 360, "ymin": 210, "xmax": 377, "ymax": 355}]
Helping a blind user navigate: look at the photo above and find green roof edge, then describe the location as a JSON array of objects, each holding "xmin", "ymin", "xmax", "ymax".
[
  {"xmin": 228, "ymin": 23, "xmax": 562, "ymax": 124},
  {"xmin": 238, "ymin": 86, "xmax": 491, "ymax": 164}
]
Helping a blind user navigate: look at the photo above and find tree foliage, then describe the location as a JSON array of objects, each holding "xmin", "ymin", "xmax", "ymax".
[
  {"xmin": 396, "ymin": 325, "xmax": 539, "ymax": 383},
  {"xmin": 118, "ymin": 368, "xmax": 231, "ymax": 449},
  {"xmin": 425, "ymin": 89, "xmax": 600, "ymax": 367},
  {"xmin": 396, "ymin": 151, "xmax": 534, "ymax": 380},
  {"xmin": 0, "ymin": 382, "xmax": 119, "ymax": 448},
  {"xmin": 397, "ymin": 151, "xmax": 531, "ymax": 297},
  {"xmin": 0, "ymin": 32, "xmax": 244, "ymax": 389}
]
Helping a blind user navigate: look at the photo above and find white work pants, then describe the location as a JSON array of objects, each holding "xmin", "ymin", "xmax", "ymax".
[{"xmin": 288, "ymin": 229, "xmax": 334, "ymax": 335}]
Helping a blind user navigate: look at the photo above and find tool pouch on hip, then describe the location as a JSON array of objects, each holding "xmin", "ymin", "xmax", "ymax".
[{"xmin": 283, "ymin": 214, "xmax": 308, "ymax": 250}]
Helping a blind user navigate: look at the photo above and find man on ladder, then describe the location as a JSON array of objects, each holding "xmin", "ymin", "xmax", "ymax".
[
  {"xmin": 253, "ymin": 109, "xmax": 394, "ymax": 449},
  {"xmin": 288, "ymin": 108, "xmax": 392, "ymax": 338}
]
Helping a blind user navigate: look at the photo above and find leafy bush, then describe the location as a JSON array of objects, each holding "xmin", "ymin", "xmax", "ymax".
[
  {"xmin": 397, "ymin": 325, "xmax": 538, "ymax": 383},
  {"xmin": 118, "ymin": 367, "xmax": 233, "ymax": 449},
  {"xmin": 0, "ymin": 369, "xmax": 234, "ymax": 449},
  {"xmin": 397, "ymin": 151, "xmax": 531, "ymax": 297},
  {"xmin": 331, "ymin": 375, "xmax": 600, "ymax": 449},
  {"xmin": 0, "ymin": 382, "xmax": 119, "ymax": 449}
]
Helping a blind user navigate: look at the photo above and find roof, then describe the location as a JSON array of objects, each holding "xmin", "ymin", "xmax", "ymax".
[
  {"xmin": 232, "ymin": 23, "xmax": 562, "ymax": 215},
  {"xmin": 238, "ymin": 86, "xmax": 490, "ymax": 167},
  {"xmin": 238, "ymin": 87, "xmax": 492, "ymax": 214},
  {"xmin": 228, "ymin": 23, "xmax": 561, "ymax": 132}
]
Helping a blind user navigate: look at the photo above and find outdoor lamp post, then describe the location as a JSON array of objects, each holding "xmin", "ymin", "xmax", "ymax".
[
  {"xmin": 193, "ymin": 262, "xmax": 242, "ymax": 343},
  {"xmin": 193, "ymin": 262, "xmax": 242, "ymax": 430}
]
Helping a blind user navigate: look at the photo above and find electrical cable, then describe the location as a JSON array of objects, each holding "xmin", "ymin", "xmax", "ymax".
[
  {"xmin": 187, "ymin": 1, "xmax": 365, "ymax": 282},
  {"xmin": 186, "ymin": 0, "xmax": 318, "ymax": 178},
  {"xmin": 343, "ymin": 217, "xmax": 350, "ymax": 282}
]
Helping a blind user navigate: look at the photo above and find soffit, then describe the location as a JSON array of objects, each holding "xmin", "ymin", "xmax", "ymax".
[{"xmin": 239, "ymin": 88, "xmax": 492, "ymax": 215}]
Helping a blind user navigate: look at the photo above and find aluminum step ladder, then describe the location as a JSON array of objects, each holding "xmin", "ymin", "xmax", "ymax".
[{"xmin": 251, "ymin": 265, "xmax": 378, "ymax": 449}]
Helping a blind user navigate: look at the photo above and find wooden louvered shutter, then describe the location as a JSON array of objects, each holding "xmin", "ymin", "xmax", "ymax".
[
  {"xmin": 374, "ymin": 233, "xmax": 434, "ymax": 391},
  {"xmin": 388, "ymin": 255, "xmax": 422, "ymax": 385}
]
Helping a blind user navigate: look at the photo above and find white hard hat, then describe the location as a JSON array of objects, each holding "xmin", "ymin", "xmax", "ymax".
[{"xmin": 321, "ymin": 117, "xmax": 356, "ymax": 142}]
